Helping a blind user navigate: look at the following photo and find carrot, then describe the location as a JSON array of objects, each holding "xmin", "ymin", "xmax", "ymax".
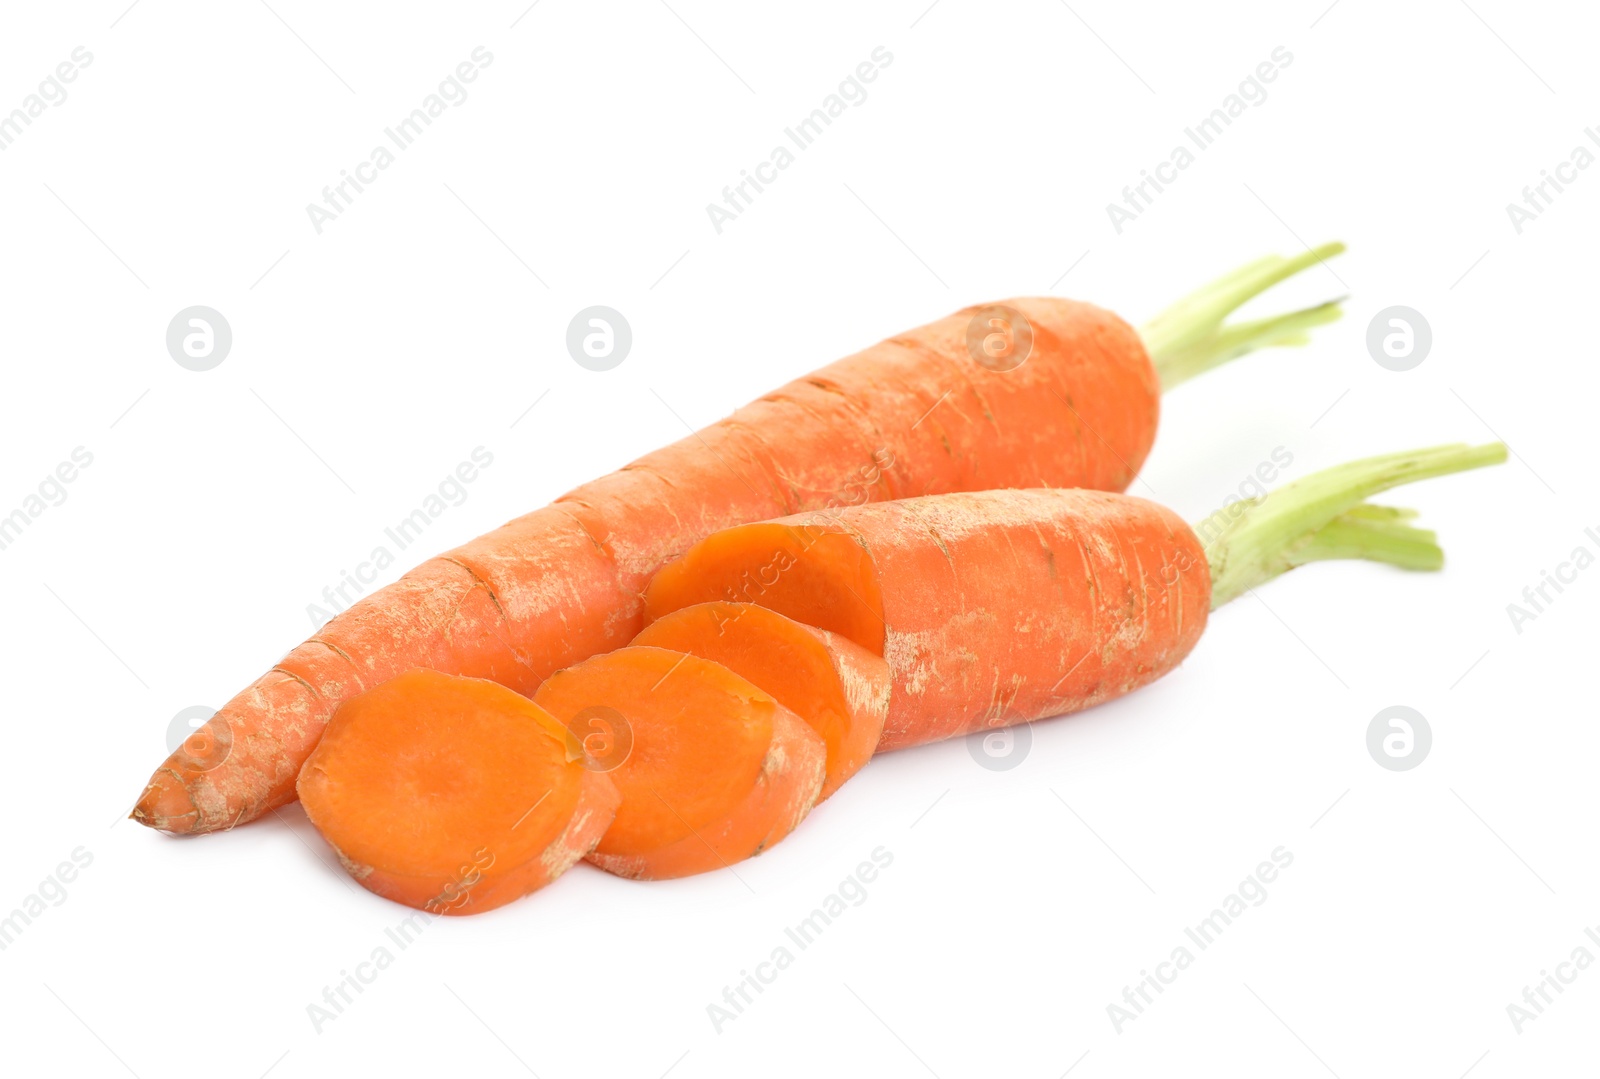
[
  {"xmin": 631, "ymin": 602, "xmax": 889, "ymax": 800},
  {"xmin": 133, "ymin": 244, "xmax": 1345, "ymax": 834},
  {"xmin": 531, "ymin": 646, "xmax": 826, "ymax": 879},
  {"xmin": 645, "ymin": 443, "xmax": 1508, "ymax": 752},
  {"xmin": 296, "ymin": 669, "xmax": 619, "ymax": 915}
]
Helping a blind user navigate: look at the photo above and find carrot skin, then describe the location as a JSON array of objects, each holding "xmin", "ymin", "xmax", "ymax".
[{"xmin": 135, "ymin": 300, "xmax": 1154, "ymax": 834}]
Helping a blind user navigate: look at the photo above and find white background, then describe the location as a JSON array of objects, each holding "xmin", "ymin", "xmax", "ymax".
[{"xmin": 1, "ymin": 1, "xmax": 1595, "ymax": 1075}]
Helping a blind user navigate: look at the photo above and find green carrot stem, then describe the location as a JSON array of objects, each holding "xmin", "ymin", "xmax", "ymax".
[
  {"xmin": 1142, "ymin": 241, "xmax": 1347, "ymax": 391},
  {"xmin": 1200, "ymin": 442, "xmax": 1508, "ymax": 608}
]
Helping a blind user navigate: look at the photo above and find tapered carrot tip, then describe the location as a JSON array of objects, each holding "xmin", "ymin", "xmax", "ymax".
[
  {"xmin": 297, "ymin": 668, "xmax": 619, "ymax": 915},
  {"xmin": 632, "ymin": 602, "xmax": 889, "ymax": 801},
  {"xmin": 534, "ymin": 646, "xmax": 827, "ymax": 881},
  {"xmin": 132, "ymin": 667, "xmax": 336, "ymax": 835},
  {"xmin": 130, "ymin": 770, "xmax": 200, "ymax": 833}
]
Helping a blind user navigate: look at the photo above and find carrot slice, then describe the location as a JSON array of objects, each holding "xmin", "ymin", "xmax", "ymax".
[
  {"xmin": 632, "ymin": 602, "xmax": 888, "ymax": 800},
  {"xmin": 297, "ymin": 668, "xmax": 618, "ymax": 915},
  {"xmin": 533, "ymin": 646, "xmax": 825, "ymax": 880}
]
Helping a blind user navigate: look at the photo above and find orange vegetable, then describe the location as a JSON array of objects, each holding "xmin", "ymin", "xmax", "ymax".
[
  {"xmin": 133, "ymin": 246, "xmax": 1344, "ymax": 834},
  {"xmin": 632, "ymin": 602, "xmax": 889, "ymax": 800},
  {"xmin": 646, "ymin": 489, "xmax": 1205, "ymax": 749},
  {"xmin": 646, "ymin": 444, "xmax": 1507, "ymax": 752},
  {"xmin": 297, "ymin": 669, "xmax": 618, "ymax": 915},
  {"xmin": 532, "ymin": 646, "xmax": 826, "ymax": 879}
]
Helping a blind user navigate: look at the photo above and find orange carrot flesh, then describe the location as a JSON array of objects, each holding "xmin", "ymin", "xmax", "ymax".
[
  {"xmin": 631, "ymin": 602, "xmax": 889, "ymax": 800},
  {"xmin": 532, "ymin": 646, "xmax": 825, "ymax": 880},
  {"xmin": 296, "ymin": 669, "xmax": 618, "ymax": 915},
  {"xmin": 643, "ymin": 526, "xmax": 886, "ymax": 654},
  {"xmin": 645, "ymin": 489, "xmax": 1212, "ymax": 751}
]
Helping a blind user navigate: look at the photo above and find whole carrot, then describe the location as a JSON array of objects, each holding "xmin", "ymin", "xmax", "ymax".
[
  {"xmin": 134, "ymin": 245, "xmax": 1344, "ymax": 834},
  {"xmin": 645, "ymin": 443, "xmax": 1507, "ymax": 750}
]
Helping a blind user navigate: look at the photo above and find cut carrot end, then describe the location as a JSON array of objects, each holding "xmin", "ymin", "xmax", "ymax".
[
  {"xmin": 644, "ymin": 522, "xmax": 886, "ymax": 655},
  {"xmin": 297, "ymin": 669, "xmax": 618, "ymax": 915},
  {"xmin": 533, "ymin": 646, "xmax": 826, "ymax": 880},
  {"xmin": 632, "ymin": 602, "xmax": 890, "ymax": 801}
]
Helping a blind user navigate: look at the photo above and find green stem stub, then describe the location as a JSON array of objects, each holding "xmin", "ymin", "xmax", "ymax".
[
  {"xmin": 1200, "ymin": 443, "xmax": 1508, "ymax": 609},
  {"xmin": 1142, "ymin": 242, "xmax": 1347, "ymax": 391}
]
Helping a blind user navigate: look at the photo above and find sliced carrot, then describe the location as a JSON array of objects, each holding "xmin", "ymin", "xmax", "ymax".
[
  {"xmin": 297, "ymin": 668, "xmax": 618, "ymax": 915},
  {"xmin": 650, "ymin": 444, "xmax": 1509, "ymax": 760},
  {"xmin": 645, "ymin": 490, "xmax": 1211, "ymax": 751},
  {"xmin": 632, "ymin": 602, "xmax": 889, "ymax": 800},
  {"xmin": 532, "ymin": 646, "xmax": 825, "ymax": 880}
]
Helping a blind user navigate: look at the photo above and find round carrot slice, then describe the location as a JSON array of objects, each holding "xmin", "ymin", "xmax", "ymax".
[
  {"xmin": 632, "ymin": 602, "xmax": 888, "ymax": 800},
  {"xmin": 533, "ymin": 646, "xmax": 825, "ymax": 880},
  {"xmin": 297, "ymin": 668, "xmax": 619, "ymax": 915}
]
